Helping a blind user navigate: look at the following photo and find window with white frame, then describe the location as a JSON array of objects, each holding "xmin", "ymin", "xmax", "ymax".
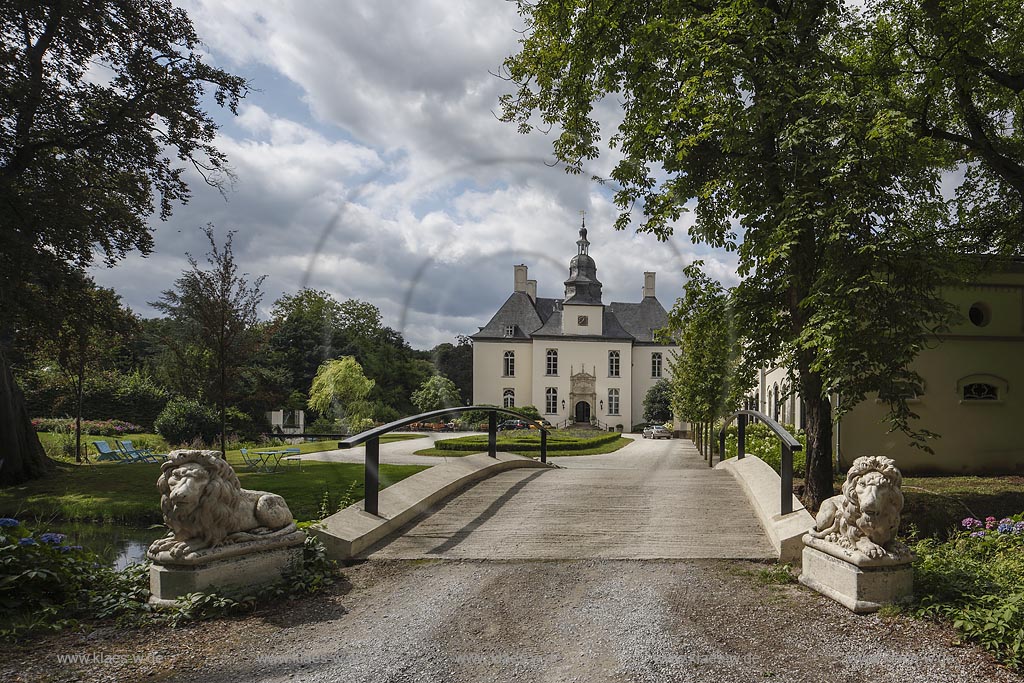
[
  {"xmin": 546, "ymin": 349, "xmax": 558, "ymax": 375},
  {"xmin": 545, "ymin": 387, "xmax": 558, "ymax": 414},
  {"xmin": 651, "ymin": 352, "xmax": 662, "ymax": 378},
  {"xmin": 503, "ymin": 350, "xmax": 515, "ymax": 377},
  {"xmin": 503, "ymin": 388, "xmax": 515, "ymax": 408},
  {"xmin": 608, "ymin": 388, "xmax": 620, "ymax": 415},
  {"xmin": 504, "ymin": 324, "xmax": 515, "ymax": 337},
  {"xmin": 608, "ymin": 350, "xmax": 620, "ymax": 377}
]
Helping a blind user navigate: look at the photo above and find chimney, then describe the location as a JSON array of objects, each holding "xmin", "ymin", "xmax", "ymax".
[
  {"xmin": 526, "ymin": 279, "xmax": 537, "ymax": 302},
  {"xmin": 514, "ymin": 264, "xmax": 528, "ymax": 293},
  {"xmin": 643, "ymin": 272, "xmax": 656, "ymax": 298}
]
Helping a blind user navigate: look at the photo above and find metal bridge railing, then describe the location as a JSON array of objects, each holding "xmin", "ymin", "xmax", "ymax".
[
  {"xmin": 698, "ymin": 409, "xmax": 802, "ymax": 515},
  {"xmin": 336, "ymin": 406, "xmax": 551, "ymax": 516}
]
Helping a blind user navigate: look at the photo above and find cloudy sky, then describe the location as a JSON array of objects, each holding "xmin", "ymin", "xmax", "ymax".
[{"xmin": 90, "ymin": 0, "xmax": 738, "ymax": 350}]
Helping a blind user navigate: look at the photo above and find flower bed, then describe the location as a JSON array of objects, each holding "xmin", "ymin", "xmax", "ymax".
[
  {"xmin": 32, "ymin": 417, "xmax": 145, "ymax": 436},
  {"xmin": 912, "ymin": 513, "xmax": 1024, "ymax": 670}
]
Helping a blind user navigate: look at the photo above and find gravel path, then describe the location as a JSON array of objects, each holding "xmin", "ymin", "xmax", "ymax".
[{"xmin": 16, "ymin": 559, "xmax": 1017, "ymax": 683}]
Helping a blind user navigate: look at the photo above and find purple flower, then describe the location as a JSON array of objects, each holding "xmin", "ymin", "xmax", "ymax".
[
  {"xmin": 0, "ymin": 518, "xmax": 19, "ymax": 528},
  {"xmin": 998, "ymin": 523, "xmax": 1014, "ymax": 534},
  {"xmin": 18, "ymin": 537, "xmax": 37, "ymax": 546},
  {"xmin": 39, "ymin": 532, "xmax": 66, "ymax": 545},
  {"xmin": 961, "ymin": 517, "xmax": 982, "ymax": 529},
  {"xmin": 969, "ymin": 530, "xmax": 987, "ymax": 538},
  {"xmin": 985, "ymin": 516, "xmax": 998, "ymax": 530},
  {"xmin": 1013, "ymin": 521, "xmax": 1024, "ymax": 535}
]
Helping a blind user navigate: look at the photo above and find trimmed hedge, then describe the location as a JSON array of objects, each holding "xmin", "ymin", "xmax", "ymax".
[{"xmin": 434, "ymin": 431, "xmax": 621, "ymax": 453}]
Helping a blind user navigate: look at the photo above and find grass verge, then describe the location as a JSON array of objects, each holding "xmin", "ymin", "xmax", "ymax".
[{"xmin": 1, "ymin": 436, "xmax": 428, "ymax": 524}]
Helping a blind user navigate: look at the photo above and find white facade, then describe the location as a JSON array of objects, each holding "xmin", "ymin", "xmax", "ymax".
[{"xmin": 472, "ymin": 228, "xmax": 677, "ymax": 429}]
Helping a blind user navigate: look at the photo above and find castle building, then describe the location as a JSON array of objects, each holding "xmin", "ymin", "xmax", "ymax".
[{"xmin": 471, "ymin": 227, "xmax": 677, "ymax": 428}]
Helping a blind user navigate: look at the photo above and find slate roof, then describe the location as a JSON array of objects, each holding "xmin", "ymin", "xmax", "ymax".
[
  {"xmin": 474, "ymin": 292, "xmax": 668, "ymax": 342},
  {"xmin": 471, "ymin": 293, "xmax": 554, "ymax": 340},
  {"xmin": 607, "ymin": 297, "xmax": 670, "ymax": 342}
]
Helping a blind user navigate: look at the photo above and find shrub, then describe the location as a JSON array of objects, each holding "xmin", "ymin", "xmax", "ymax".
[
  {"xmin": 225, "ymin": 406, "xmax": 269, "ymax": 442},
  {"xmin": 154, "ymin": 397, "xmax": 219, "ymax": 446},
  {"xmin": 32, "ymin": 417, "xmax": 145, "ymax": 436},
  {"xmin": 912, "ymin": 514, "xmax": 1024, "ymax": 670},
  {"xmin": 434, "ymin": 431, "xmax": 620, "ymax": 453},
  {"xmin": 0, "ymin": 519, "xmax": 150, "ymax": 639},
  {"xmin": 22, "ymin": 370, "xmax": 169, "ymax": 430},
  {"xmin": 720, "ymin": 421, "xmax": 807, "ymax": 476}
]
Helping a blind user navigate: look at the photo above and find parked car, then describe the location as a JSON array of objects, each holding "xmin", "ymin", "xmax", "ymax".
[
  {"xmin": 497, "ymin": 419, "xmax": 530, "ymax": 431},
  {"xmin": 642, "ymin": 424, "xmax": 672, "ymax": 439}
]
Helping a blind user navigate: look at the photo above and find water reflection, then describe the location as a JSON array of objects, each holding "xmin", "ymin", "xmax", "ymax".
[{"xmin": 50, "ymin": 522, "xmax": 166, "ymax": 570}]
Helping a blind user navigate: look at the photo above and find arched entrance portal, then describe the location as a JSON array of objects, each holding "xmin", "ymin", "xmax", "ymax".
[{"xmin": 574, "ymin": 401, "xmax": 591, "ymax": 424}]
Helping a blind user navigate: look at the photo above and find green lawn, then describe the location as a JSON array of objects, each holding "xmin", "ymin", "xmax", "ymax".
[
  {"xmin": 2, "ymin": 434, "xmax": 429, "ymax": 524},
  {"xmin": 900, "ymin": 475, "xmax": 1024, "ymax": 539}
]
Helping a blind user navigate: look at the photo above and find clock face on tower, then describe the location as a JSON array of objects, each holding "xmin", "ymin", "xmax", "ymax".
[{"xmin": 578, "ymin": 315, "xmax": 589, "ymax": 326}]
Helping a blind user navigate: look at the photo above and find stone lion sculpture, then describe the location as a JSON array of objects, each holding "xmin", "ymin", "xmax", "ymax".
[
  {"xmin": 807, "ymin": 455, "xmax": 906, "ymax": 560},
  {"xmin": 148, "ymin": 450, "xmax": 297, "ymax": 562}
]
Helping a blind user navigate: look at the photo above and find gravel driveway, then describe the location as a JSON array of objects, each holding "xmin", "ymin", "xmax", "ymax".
[{"xmin": 18, "ymin": 559, "xmax": 1016, "ymax": 683}]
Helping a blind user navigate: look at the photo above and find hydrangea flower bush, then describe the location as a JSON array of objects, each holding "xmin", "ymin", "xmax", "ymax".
[{"xmin": 914, "ymin": 511, "xmax": 1024, "ymax": 669}]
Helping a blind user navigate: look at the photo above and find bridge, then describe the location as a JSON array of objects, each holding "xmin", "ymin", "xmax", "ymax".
[{"xmin": 309, "ymin": 407, "xmax": 812, "ymax": 563}]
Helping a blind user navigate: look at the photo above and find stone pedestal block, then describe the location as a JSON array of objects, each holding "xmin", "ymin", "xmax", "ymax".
[
  {"xmin": 149, "ymin": 546, "xmax": 304, "ymax": 607},
  {"xmin": 799, "ymin": 545, "xmax": 913, "ymax": 614}
]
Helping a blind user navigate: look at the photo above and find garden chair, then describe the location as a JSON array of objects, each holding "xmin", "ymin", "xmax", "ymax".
[
  {"xmin": 119, "ymin": 439, "xmax": 167, "ymax": 462},
  {"xmin": 281, "ymin": 447, "xmax": 302, "ymax": 471},
  {"xmin": 239, "ymin": 448, "xmax": 264, "ymax": 472},
  {"xmin": 92, "ymin": 440, "xmax": 124, "ymax": 462},
  {"xmin": 115, "ymin": 440, "xmax": 159, "ymax": 464}
]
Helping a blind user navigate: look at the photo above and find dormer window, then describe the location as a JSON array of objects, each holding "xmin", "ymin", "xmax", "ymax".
[{"xmin": 504, "ymin": 324, "xmax": 515, "ymax": 337}]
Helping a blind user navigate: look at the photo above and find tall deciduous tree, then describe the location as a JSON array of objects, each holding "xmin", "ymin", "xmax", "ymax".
[
  {"xmin": 410, "ymin": 375, "xmax": 462, "ymax": 413},
  {"xmin": 866, "ymin": 0, "xmax": 1024, "ymax": 254},
  {"xmin": 664, "ymin": 263, "xmax": 750, "ymax": 432},
  {"xmin": 500, "ymin": 0, "xmax": 959, "ymax": 508},
  {"xmin": 152, "ymin": 227, "xmax": 264, "ymax": 455},
  {"xmin": 0, "ymin": 0, "xmax": 246, "ymax": 484}
]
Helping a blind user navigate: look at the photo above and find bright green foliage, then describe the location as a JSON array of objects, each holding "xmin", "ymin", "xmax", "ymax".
[
  {"xmin": 410, "ymin": 375, "xmax": 462, "ymax": 413},
  {"xmin": 664, "ymin": 263, "xmax": 749, "ymax": 426},
  {"xmin": 515, "ymin": 404, "xmax": 542, "ymax": 421},
  {"xmin": 720, "ymin": 422, "xmax": 808, "ymax": 476},
  {"xmin": 913, "ymin": 516, "xmax": 1024, "ymax": 669},
  {"xmin": 499, "ymin": 0, "xmax": 962, "ymax": 507},
  {"xmin": 308, "ymin": 357, "xmax": 375, "ymax": 420}
]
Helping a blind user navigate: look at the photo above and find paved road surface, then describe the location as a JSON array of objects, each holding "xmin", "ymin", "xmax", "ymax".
[{"xmin": 367, "ymin": 437, "xmax": 775, "ymax": 560}]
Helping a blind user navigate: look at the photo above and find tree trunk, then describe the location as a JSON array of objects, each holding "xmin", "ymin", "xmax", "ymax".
[
  {"xmin": 75, "ymin": 343, "xmax": 85, "ymax": 463},
  {"xmin": 0, "ymin": 345, "xmax": 51, "ymax": 485},
  {"xmin": 799, "ymin": 369, "xmax": 834, "ymax": 511}
]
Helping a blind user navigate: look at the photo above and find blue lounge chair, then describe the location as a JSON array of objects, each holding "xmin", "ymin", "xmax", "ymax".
[
  {"xmin": 120, "ymin": 439, "xmax": 167, "ymax": 462},
  {"xmin": 93, "ymin": 440, "xmax": 124, "ymax": 462},
  {"xmin": 116, "ymin": 440, "xmax": 160, "ymax": 464},
  {"xmin": 282, "ymin": 447, "xmax": 302, "ymax": 470}
]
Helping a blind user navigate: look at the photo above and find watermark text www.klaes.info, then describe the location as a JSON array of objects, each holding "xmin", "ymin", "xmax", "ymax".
[{"xmin": 54, "ymin": 652, "xmax": 164, "ymax": 666}]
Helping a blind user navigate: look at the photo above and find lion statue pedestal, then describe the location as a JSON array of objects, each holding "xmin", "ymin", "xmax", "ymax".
[
  {"xmin": 798, "ymin": 456, "xmax": 914, "ymax": 614},
  {"xmin": 146, "ymin": 450, "xmax": 306, "ymax": 606}
]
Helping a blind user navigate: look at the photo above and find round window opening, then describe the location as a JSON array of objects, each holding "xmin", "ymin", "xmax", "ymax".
[{"xmin": 968, "ymin": 302, "xmax": 991, "ymax": 328}]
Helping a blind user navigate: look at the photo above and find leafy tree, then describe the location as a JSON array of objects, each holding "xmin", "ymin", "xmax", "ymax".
[
  {"xmin": 515, "ymin": 405, "xmax": 542, "ymax": 421},
  {"xmin": 865, "ymin": 0, "xmax": 1024, "ymax": 254},
  {"xmin": 152, "ymin": 227, "xmax": 265, "ymax": 455},
  {"xmin": 308, "ymin": 357, "xmax": 375, "ymax": 423},
  {"xmin": 642, "ymin": 380, "xmax": 674, "ymax": 425},
  {"xmin": 500, "ymin": 0, "xmax": 960, "ymax": 508},
  {"xmin": 0, "ymin": 0, "xmax": 245, "ymax": 484},
  {"xmin": 410, "ymin": 375, "xmax": 462, "ymax": 413},
  {"xmin": 40, "ymin": 277, "xmax": 137, "ymax": 462},
  {"xmin": 663, "ymin": 263, "xmax": 749, "ymax": 431},
  {"xmin": 431, "ymin": 335, "xmax": 473, "ymax": 401}
]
